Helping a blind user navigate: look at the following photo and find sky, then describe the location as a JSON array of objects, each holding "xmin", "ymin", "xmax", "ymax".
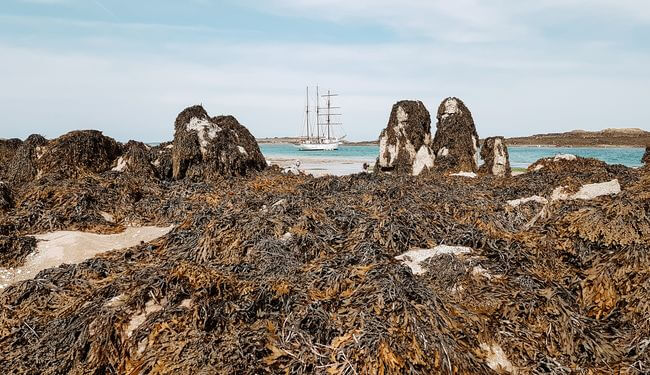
[{"xmin": 0, "ymin": 0, "xmax": 649, "ymax": 142}]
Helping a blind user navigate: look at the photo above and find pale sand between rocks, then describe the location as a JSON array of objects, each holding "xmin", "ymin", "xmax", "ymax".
[{"xmin": 0, "ymin": 226, "xmax": 173, "ymax": 289}]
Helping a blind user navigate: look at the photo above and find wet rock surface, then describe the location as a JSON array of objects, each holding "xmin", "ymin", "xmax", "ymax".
[
  {"xmin": 375, "ymin": 100, "xmax": 435, "ymax": 175},
  {"xmin": 479, "ymin": 136, "xmax": 511, "ymax": 177},
  {"xmin": 432, "ymin": 97, "xmax": 480, "ymax": 174},
  {"xmin": 172, "ymin": 105, "xmax": 267, "ymax": 180}
]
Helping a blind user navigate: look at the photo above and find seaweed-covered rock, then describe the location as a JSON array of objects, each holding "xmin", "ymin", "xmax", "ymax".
[
  {"xmin": 36, "ymin": 130, "xmax": 122, "ymax": 178},
  {"xmin": 151, "ymin": 142, "xmax": 174, "ymax": 180},
  {"xmin": 479, "ymin": 136, "xmax": 511, "ymax": 177},
  {"xmin": 375, "ymin": 100, "xmax": 435, "ymax": 176},
  {"xmin": 5, "ymin": 134, "xmax": 48, "ymax": 185},
  {"xmin": 432, "ymin": 97, "xmax": 480, "ymax": 174},
  {"xmin": 0, "ymin": 138, "xmax": 23, "ymax": 179},
  {"xmin": 0, "ymin": 181, "xmax": 12, "ymax": 211},
  {"xmin": 643, "ymin": 145, "xmax": 650, "ymax": 166},
  {"xmin": 112, "ymin": 140, "xmax": 157, "ymax": 178},
  {"xmin": 172, "ymin": 105, "xmax": 266, "ymax": 180}
]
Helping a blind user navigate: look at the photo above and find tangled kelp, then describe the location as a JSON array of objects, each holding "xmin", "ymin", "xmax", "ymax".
[
  {"xmin": 0, "ymin": 153, "xmax": 649, "ymax": 374},
  {"xmin": 643, "ymin": 145, "xmax": 649, "ymax": 166}
]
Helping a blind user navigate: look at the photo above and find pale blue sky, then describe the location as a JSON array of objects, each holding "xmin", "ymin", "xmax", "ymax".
[{"xmin": 1, "ymin": 0, "xmax": 648, "ymax": 141}]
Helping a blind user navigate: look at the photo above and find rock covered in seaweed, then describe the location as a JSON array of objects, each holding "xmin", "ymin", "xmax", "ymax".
[
  {"xmin": 5, "ymin": 134, "xmax": 48, "ymax": 185},
  {"xmin": 0, "ymin": 181, "xmax": 12, "ymax": 211},
  {"xmin": 171, "ymin": 105, "xmax": 266, "ymax": 180},
  {"xmin": 643, "ymin": 145, "xmax": 650, "ymax": 166},
  {"xmin": 479, "ymin": 136, "xmax": 511, "ymax": 177},
  {"xmin": 432, "ymin": 97, "xmax": 480, "ymax": 174},
  {"xmin": 112, "ymin": 140, "xmax": 158, "ymax": 178},
  {"xmin": 0, "ymin": 138, "xmax": 23, "ymax": 179},
  {"xmin": 151, "ymin": 142, "xmax": 174, "ymax": 180},
  {"xmin": 375, "ymin": 100, "xmax": 435, "ymax": 176},
  {"xmin": 36, "ymin": 130, "xmax": 123, "ymax": 179}
]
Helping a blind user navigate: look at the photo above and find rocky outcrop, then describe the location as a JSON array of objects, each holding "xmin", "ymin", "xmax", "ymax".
[
  {"xmin": 432, "ymin": 97, "xmax": 480, "ymax": 174},
  {"xmin": 5, "ymin": 134, "xmax": 48, "ymax": 185},
  {"xmin": 0, "ymin": 181, "xmax": 12, "ymax": 211},
  {"xmin": 37, "ymin": 130, "xmax": 123, "ymax": 178},
  {"xmin": 172, "ymin": 105, "xmax": 266, "ymax": 180},
  {"xmin": 479, "ymin": 136, "xmax": 511, "ymax": 177},
  {"xmin": 375, "ymin": 100, "xmax": 435, "ymax": 176},
  {"xmin": 112, "ymin": 141, "xmax": 158, "ymax": 178},
  {"xmin": 643, "ymin": 145, "xmax": 650, "ymax": 166}
]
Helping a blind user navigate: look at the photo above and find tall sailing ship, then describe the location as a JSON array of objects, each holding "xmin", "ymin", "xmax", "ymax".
[{"xmin": 298, "ymin": 86, "xmax": 345, "ymax": 151}]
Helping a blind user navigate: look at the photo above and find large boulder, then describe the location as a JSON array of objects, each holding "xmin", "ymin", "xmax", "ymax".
[
  {"xmin": 172, "ymin": 105, "xmax": 267, "ymax": 180},
  {"xmin": 479, "ymin": 136, "xmax": 511, "ymax": 177},
  {"xmin": 375, "ymin": 100, "xmax": 435, "ymax": 176},
  {"xmin": 0, "ymin": 181, "xmax": 12, "ymax": 211},
  {"xmin": 5, "ymin": 134, "xmax": 48, "ymax": 185},
  {"xmin": 643, "ymin": 145, "xmax": 650, "ymax": 166},
  {"xmin": 36, "ymin": 130, "xmax": 123, "ymax": 178},
  {"xmin": 112, "ymin": 140, "xmax": 158, "ymax": 178},
  {"xmin": 432, "ymin": 97, "xmax": 480, "ymax": 174},
  {"xmin": 0, "ymin": 138, "xmax": 23, "ymax": 179}
]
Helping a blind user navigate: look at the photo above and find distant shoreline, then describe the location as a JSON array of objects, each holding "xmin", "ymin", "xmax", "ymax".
[{"xmin": 258, "ymin": 141, "xmax": 644, "ymax": 149}]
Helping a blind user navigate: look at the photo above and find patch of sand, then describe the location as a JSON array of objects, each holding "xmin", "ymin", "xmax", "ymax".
[
  {"xmin": 0, "ymin": 226, "xmax": 173, "ymax": 289},
  {"xmin": 395, "ymin": 245, "xmax": 472, "ymax": 275}
]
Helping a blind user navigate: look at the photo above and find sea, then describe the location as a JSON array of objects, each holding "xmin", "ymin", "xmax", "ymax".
[{"xmin": 260, "ymin": 144, "xmax": 646, "ymax": 168}]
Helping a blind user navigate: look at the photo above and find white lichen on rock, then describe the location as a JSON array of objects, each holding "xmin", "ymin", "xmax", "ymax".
[
  {"xmin": 442, "ymin": 98, "xmax": 460, "ymax": 118},
  {"xmin": 186, "ymin": 117, "xmax": 222, "ymax": 154},
  {"xmin": 412, "ymin": 144, "xmax": 435, "ymax": 176},
  {"xmin": 237, "ymin": 145, "xmax": 248, "ymax": 156},
  {"xmin": 112, "ymin": 157, "xmax": 127, "ymax": 172}
]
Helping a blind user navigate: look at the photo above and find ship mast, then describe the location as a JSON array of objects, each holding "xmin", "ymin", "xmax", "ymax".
[
  {"xmin": 319, "ymin": 90, "xmax": 341, "ymax": 142},
  {"xmin": 305, "ymin": 86, "xmax": 310, "ymax": 141}
]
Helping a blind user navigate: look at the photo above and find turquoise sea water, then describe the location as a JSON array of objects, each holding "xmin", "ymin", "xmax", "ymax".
[{"xmin": 260, "ymin": 144, "xmax": 645, "ymax": 168}]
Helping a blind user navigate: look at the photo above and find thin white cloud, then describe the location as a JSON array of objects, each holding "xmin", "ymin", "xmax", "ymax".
[
  {"xmin": 248, "ymin": 0, "xmax": 650, "ymax": 42},
  {"xmin": 0, "ymin": 39, "xmax": 648, "ymax": 142}
]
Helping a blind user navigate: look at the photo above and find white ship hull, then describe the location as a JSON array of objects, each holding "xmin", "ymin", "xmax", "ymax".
[{"xmin": 298, "ymin": 140, "xmax": 340, "ymax": 151}]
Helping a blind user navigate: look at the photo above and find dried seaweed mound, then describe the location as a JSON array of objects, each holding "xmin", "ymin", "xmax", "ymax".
[
  {"xmin": 0, "ymin": 235, "xmax": 36, "ymax": 268},
  {"xmin": 643, "ymin": 145, "xmax": 650, "ymax": 166},
  {"xmin": 172, "ymin": 105, "xmax": 267, "ymax": 180},
  {"xmin": 0, "ymin": 181, "xmax": 13, "ymax": 211},
  {"xmin": 432, "ymin": 97, "xmax": 480, "ymax": 174},
  {"xmin": 375, "ymin": 100, "xmax": 435, "ymax": 176},
  {"xmin": 5, "ymin": 134, "xmax": 48, "ymax": 185},
  {"xmin": 112, "ymin": 140, "xmax": 158, "ymax": 178},
  {"xmin": 479, "ymin": 136, "xmax": 511, "ymax": 177},
  {"xmin": 0, "ymin": 138, "xmax": 23, "ymax": 179},
  {"xmin": 36, "ymin": 130, "xmax": 122, "ymax": 179},
  {"xmin": 0, "ymin": 151, "xmax": 649, "ymax": 373}
]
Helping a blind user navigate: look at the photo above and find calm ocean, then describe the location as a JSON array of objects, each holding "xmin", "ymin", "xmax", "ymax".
[{"xmin": 260, "ymin": 144, "xmax": 645, "ymax": 168}]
